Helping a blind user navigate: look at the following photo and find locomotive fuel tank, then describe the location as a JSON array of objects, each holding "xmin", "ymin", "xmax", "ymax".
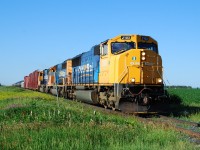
[{"xmin": 76, "ymin": 90, "xmax": 99, "ymax": 104}]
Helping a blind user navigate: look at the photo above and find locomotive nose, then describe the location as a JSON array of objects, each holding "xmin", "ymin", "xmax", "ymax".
[{"xmin": 141, "ymin": 50, "xmax": 163, "ymax": 85}]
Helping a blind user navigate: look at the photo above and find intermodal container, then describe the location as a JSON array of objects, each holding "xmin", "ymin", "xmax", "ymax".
[
  {"xmin": 24, "ymin": 76, "xmax": 29, "ymax": 89},
  {"xmin": 28, "ymin": 70, "xmax": 39, "ymax": 90}
]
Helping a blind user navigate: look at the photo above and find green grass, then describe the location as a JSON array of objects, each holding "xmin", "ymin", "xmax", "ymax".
[
  {"xmin": 0, "ymin": 86, "xmax": 55, "ymax": 101},
  {"xmin": 168, "ymin": 88, "xmax": 200, "ymax": 106},
  {"xmin": 0, "ymin": 86, "xmax": 198, "ymax": 149},
  {"xmin": 167, "ymin": 88, "xmax": 200, "ymax": 122}
]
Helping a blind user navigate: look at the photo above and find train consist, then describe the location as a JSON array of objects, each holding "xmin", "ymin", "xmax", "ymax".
[{"xmin": 24, "ymin": 35, "xmax": 168, "ymax": 112}]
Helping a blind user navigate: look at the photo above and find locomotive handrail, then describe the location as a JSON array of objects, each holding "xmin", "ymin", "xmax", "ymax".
[{"xmin": 128, "ymin": 87, "xmax": 152, "ymax": 96}]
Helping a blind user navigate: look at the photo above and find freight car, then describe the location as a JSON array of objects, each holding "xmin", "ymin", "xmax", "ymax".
[
  {"xmin": 24, "ymin": 34, "xmax": 168, "ymax": 113},
  {"xmin": 12, "ymin": 80, "xmax": 24, "ymax": 88}
]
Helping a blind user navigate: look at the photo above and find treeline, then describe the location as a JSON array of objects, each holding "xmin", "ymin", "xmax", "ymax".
[{"xmin": 166, "ymin": 85, "xmax": 192, "ymax": 89}]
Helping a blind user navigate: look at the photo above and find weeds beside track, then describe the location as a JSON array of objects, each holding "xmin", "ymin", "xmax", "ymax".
[{"xmin": 0, "ymin": 86, "xmax": 199, "ymax": 149}]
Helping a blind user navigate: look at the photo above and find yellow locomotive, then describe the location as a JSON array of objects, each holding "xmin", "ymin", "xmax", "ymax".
[{"xmin": 98, "ymin": 35, "xmax": 166, "ymax": 112}]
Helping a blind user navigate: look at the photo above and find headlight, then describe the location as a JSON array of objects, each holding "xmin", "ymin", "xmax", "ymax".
[
  {"xmin": 157, "ymin": 78, "xmax": 162, "ymax": 83},
  {"xmin": 141, "ymin": 56, "xmax": 146, "ymax": 60},
  {"xmin": 131, "ymin": 78, "xmax": 135, "ymax": 82},
  {"xmin": 141, "ymin": 52, "xmax": 146, "ymax": 56}
]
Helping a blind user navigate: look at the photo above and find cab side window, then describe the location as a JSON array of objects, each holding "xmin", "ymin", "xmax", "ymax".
[{"xmin": 101, "ymin": 44, "xmax": 108, "ymax": 56}]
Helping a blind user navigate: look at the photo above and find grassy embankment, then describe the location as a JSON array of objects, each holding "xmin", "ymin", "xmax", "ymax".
[
  {"xmin": 0, "ymin": 86, "xmax": 198, "ymax": 149},
  {"xmin": 167, "ymin": 88, "xmax": 200, "ymax": 122}
]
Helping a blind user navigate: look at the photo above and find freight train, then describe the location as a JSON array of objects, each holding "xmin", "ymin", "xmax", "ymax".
[{"xmin": 24, "ymin": 35, "xmax": 168, "ymax": 112}]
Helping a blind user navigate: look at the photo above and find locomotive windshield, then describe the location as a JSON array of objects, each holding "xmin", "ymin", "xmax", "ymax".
[
  {"xmin": 111, "ymin": 42, "xmax": 135, "ymax": 54},
  {"xmin": 138, "ymin": 42, "xmax": 158, "ymax": 53}
]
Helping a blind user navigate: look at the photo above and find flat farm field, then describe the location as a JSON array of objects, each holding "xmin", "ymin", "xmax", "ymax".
[
  {"xmin": 0, "ymin": 86, "xmax": 199, "ymax": 149},
  {"xmin": 167, "ymin": 88, "xmax": 200, "ymax": 122}
]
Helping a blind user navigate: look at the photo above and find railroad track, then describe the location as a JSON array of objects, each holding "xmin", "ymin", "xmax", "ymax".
[
  {"xmin": 158, "ymin": 115, "xmax": 200, "ymax": 128},
  {"xmin": 157, "ymin": 115, "xmax": 200, "ymax": 139},
  {"xmin": 134, "ymin": 114, "xmax": 200, "ymax": 144}
]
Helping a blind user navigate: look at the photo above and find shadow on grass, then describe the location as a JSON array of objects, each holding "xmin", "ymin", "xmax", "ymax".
[{"xmin": 168, "ymin": 94, "xmax": 200, "ymax": 117}]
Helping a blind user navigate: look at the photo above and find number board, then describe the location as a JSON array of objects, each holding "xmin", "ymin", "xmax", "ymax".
[
  {"xmin": 121, "ymin": 36, "xmax": 131, "ymax": 40},
  {"xmin": 141, "ymin": 36, "xmax": 149, "ymax": 41}
]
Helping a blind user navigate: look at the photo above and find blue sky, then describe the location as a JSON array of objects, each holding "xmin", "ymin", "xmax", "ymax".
[{"xmin": 0, "ymin": 0, "xmax": 200, "ymax": 87}]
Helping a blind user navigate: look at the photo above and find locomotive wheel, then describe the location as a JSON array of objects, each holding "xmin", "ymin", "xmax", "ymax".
[
  {"xmin": 103, "ymin": 100, "xmax": 108, "ymax": 109},
  {"xmin": 111, "ymin": 101, "xmax": 116, "ymax": 111},
  {"xmin": 112, "ymin": 107, "xmax": 116, "ymax": 111},
  {"xmin": 143, "ymin": 96, "xmax": 149, "ymax": 105}
]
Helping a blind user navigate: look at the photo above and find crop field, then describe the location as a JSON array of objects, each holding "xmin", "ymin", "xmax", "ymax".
[
  {"xmin": 0, "ymin": 86, "xmax": 199, "ymax": 149},
  {"xmin": 167, "ymin": 88, "xmax": 200, "ymax": 122}
]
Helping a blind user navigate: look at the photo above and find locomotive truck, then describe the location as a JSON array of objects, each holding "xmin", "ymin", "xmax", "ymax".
[{"xmin": 24, "ymin": 34, "xmax": 168, "ymax": 112}]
